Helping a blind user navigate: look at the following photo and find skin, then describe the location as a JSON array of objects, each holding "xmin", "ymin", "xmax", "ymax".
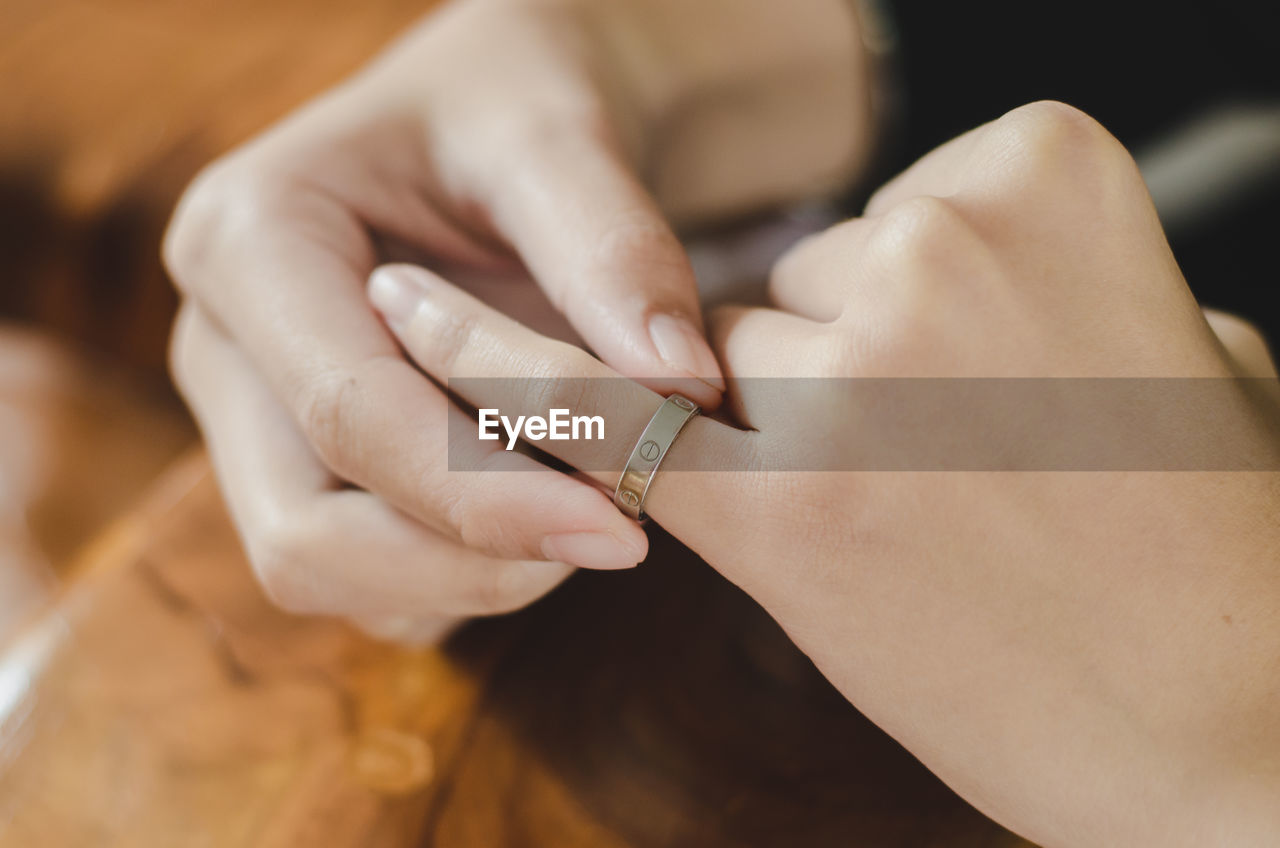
[
  {"xmin": 366, "ymin": 102, "xmax": 1280, "ymax": 846},
  {"xmin": 165, "ymin": 0, "xmax": 871, "ymax": 639}
]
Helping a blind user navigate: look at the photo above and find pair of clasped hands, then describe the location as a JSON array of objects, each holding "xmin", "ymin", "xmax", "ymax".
[{"xmin": 164, "ymin": 1, "xmax": 1279, "ymax": 844}]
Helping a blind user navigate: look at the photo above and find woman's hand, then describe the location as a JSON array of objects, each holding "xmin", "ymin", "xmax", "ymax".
[
  {"xmin": 165, "ymin": 0, "xmax": 873, "ymax": 637},
  {"xmin": 371, "ymin": 101, "xmax": 1280, "ymax": 843}
]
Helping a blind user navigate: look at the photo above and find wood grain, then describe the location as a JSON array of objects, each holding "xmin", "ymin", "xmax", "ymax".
[
  {"xmin": 0, "ymin": 453, "xmax": 1032, "ymax": 846},
  {"xmin": 0, "ymin": 326, "xmax": 195, "ymax": 641}
]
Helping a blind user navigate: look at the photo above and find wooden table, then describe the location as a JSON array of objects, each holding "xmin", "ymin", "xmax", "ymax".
[
  {"xmin": 0, "ymin": 0, "xmax": 436, "ymax": 371},
  {"xmin": 0, "ymin": 452, "xmax": 1031, "ymax": 846}
]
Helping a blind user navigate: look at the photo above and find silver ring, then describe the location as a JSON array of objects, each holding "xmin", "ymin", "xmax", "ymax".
[{"xmin": 613, "ymin": 394, "xmax": 700, "ymax": 521}]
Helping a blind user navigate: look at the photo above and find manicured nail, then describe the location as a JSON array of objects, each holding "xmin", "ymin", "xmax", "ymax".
[
  {"xmin": 368, "ymin": 266, "xmax": 427, "ymax": 330},
  {"xmin": 647, "ymin": 313, "xmax": 726, "ymax": 392},
  {"xmin": 541, "ymin": 531, "xmax": 642, "ymax": 571}
]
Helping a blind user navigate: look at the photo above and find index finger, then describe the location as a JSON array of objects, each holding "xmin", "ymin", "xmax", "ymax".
[{"xmin": 474, "ymin": 130, "xmax": 727, "ymax": 409}]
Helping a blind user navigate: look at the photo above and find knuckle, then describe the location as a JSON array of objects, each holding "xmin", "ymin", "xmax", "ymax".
[
  {"xmin": 1008, "ymin": 99, "xmax": 1096, "ymax": 130},
  {"xmin": 513, "ymin": 98, "xmax": 610, "ymax": 150},
  {"xmin": 524, "ymin": 369, "xmax": 589, "ymax": 416},
  {"xmin": 423, "ymin": 309, "xmax": 481, "ymax": 377},
  {"xmin": 998, "ymin": 100, "xmax": 1107, "ymax": 155},
  {"xmin": 492, "ymin": 70, "xmax": 610, "ymax": 141},
  {"xmin": 876, "ymin": 194, "xmax": 968, "ymax": 241},
  {"xmin": 869, "ymin": 195, "xmax": 976, "ymax": 269},
  {"xmin": 162, "ymin": 159, "xmax": 292, "ymax": 286},
  {"xmin": 594, "ymin": 218, "xmax": 680, "ymax": 270},
  {"xmin": 297, "ymin": 368, "xmax": 366, "ymax": 478},
  {"xmin": 294, "ymin": 354, "xmax": 403, "ymax": 480},
  {"xmin": 987, "ymin": 101, "xmax": 1132, "ymax": 185},
  {"xmin": 588, "ymin": 218, "xmax": 691, "ymax": 294},
  {"xmin": 848, "ymin": 200, "xmax": 994, "ymax": 372},
  {"xmin": 246, "ymin": 520, "xmax": 324, "ymax": 615},
  {"xmin": 163, "ymin": 168, "xmax": 217, "ymax": 279},
  {"xmin": 163, "ymin": 163, "xmax": 236, "ymax": 279},
  {"xmin": 467, "ymin": 96, "xmax": 608, "ymax": 192}
]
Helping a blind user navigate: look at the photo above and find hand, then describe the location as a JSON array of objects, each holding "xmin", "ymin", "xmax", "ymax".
[
  {"xmin": 164, "ymin": 0, "xmax": 874, "ymax": 637},
  {"xmin": 369, "ymin": 102, "xmax": 1280, "ymax": 843}
]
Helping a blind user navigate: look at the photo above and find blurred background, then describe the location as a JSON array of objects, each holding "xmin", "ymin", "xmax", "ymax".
[
  {"xmin": 0, "ymin": 2, "xmax": 1275, "ymax": 843},
  {"xmin": 0, "ymin": 0, "xmax": 433, "ymax": 633}
]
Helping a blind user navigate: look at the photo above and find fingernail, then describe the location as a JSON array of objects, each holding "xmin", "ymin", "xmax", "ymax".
[
  {"xmin": 647, "ymin": 313, "xmax": 726, "ymax": 392},
  {"xmin": 541, "ymin": 531, "xmax": 642, "ymax": 571},
  {"xmin": 368, "ymin": 266, "xmax": 426, "ymax": 330}
]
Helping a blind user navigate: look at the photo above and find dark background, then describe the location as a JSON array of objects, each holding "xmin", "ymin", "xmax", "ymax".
[{"xmin": 887, "ymin": 1, "xmax": 1279, "ymax": 342}]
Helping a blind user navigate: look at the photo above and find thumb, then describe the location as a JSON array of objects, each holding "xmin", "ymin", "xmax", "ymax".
[{"xmin": 482, "ymin": 130, "xmax": 726, "ymax": 409}]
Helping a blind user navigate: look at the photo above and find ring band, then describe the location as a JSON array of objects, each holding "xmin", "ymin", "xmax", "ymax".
[{"xmin": 613, "ymin": 394, "xmax": 700, "ymax": 521}]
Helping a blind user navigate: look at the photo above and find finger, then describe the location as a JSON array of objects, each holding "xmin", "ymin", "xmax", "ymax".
[
  {"xmin": 707, "ymin": 303, "xmax": 828, "ymax": 379},
  {"xmin": 172, "ymin": 304, "xmax": 576, "ymax": 631},
  {"xmin": 166, "ymin": 178, "xmax": 644, "ymax": 570},
  {"xmin": 863, "ymin": 125, "xmax": 983, "ymax": 216},
  {"xmin": 268, "ymin": 490, "xmax": 578, "ymax": 620},
  {"xmin": 1204, "ymin": 309, "xmax": 1278, "ymax": 378},
  {"xmin": 479, "ymin": 131, "xmax": 727, "ymax": 408},
  {"xmin": 767, "ymin": 218, "xmax": 876, "ymax": 321},
  {"xmin": 704, "ymin": 303, "xmax": 830, "ymax": 430},
  {"xmin": 367, "ymin": 264, "xmax": 756, "ymax": 533}
]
